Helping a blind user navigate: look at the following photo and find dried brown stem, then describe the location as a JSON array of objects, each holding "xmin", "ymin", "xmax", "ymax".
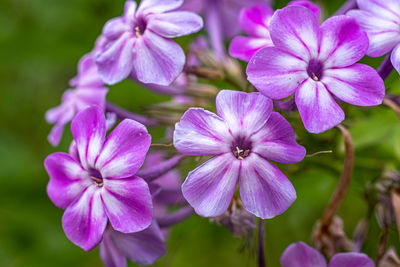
[
  {"xmin": 377, "ymin": 226, "xmax": 389, "ymax": 265},
  {"xmin": 320, "ymin": 125, "xmax": 355, "ymax": 227},
  {"xmin": 184, "ymin": 66, "xmax": 224, "ymax": 81}
]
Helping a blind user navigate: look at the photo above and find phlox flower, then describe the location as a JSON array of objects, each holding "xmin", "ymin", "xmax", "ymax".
[
  {"xmin": 247, "ymin": 6, "xmax": 385, "ymax": 133},
  {"xmin": 281, "ymin": 242, "xmax": 375, "ymax": 267},
  {"xmin": 229, "ymin": 1, "xmax": 320, "ymax": 61},
  {"xmin": 46, "ymin": 51, "xmax": 108, "ymax": 146},
  {"xmin": 100, "ymin": 221, "xmax": 166, "ymax": 267},
  {"xmin": 44, "ymin": 106, "xmax": 152, "ymax": 251},
  {"xmin": 348, "ymin": 0, "xmax": 400, "ymax": 74},
  {"xmin": 173, "ymin": 90, "xmax": 306, "ymax": 219},
  {"xmin": 181, "ymin": 0, "xmax": 270, "ymax": 58},
  {"xmin": 95, "ymin": 0, "xmax": 203, "ymax": 86}
]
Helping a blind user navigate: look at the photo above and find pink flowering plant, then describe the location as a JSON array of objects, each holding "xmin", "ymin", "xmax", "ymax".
[{"xmin": 43, "ymin": 0, "xmax": 400, "ymax": 266}]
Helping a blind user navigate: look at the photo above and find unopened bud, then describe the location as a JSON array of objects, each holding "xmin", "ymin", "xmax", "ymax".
[
  {"xmin": 312, "ymin": 216, "xmax": 354, "ymax": 257},
  {"xmin": 353, "ymin": 218, "xmax": 369, "ymax": 252},
  {"xmin": 211, "ymin": 198, "xmax": 256, "ymax": 238},
  {"xmin": 379, "ymin": 247, "xmax": 400, "ymax": 267}
]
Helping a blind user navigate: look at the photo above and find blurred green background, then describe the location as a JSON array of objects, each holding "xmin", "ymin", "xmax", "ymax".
[{"xmin": 1, "ymin": 0, "xmax": 400, "ymax": 266}]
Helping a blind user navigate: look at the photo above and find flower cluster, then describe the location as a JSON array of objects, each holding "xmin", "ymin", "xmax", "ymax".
[{"xmin": 44, "ymin": 0, "xmax": 400, "ymax": 266}]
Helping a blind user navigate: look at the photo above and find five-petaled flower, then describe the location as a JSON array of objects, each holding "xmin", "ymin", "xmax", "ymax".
[
  {"xmin": 229, "ymin": 1, "xmax": 320, "ymax": 62},
  {"xmin": 173, "ymin": 90, "xmax": 306, "ymax": 219},
  {"xmin": 281, "ymin": 242, "xmax": 375, "ymax": 267},
  {"xmin": 247, "ymin": 6, "xmax": 385, "ymax": 133},
  {"xmin": 95, "ymin": 0, "xmax": 203, "ymax": 86},
  {"xmin": 348, "ymin": 0, "xmax": 400, "ymax": 74},
  {"xmin": 44, "ymin": 106, "xmax": 152, "ymax": 251},
  {"xmin": 46, "ymin": 50, "xmax": 108, "ymax": 146},
  {"xmin": 100, "ymin": 221, "xmax": 166, "ymax": 267}
]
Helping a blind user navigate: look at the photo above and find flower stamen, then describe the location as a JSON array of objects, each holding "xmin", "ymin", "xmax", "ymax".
[
  {"xmin": 135, "ymin": 26, "xmax": 142, "ymax": 37},
  {"xmin": 233, "ymin": 146, "xmax": 250, "ymax": 160},
  {"xmin": 91, "ymin": 176, "xmax": 104, "ymax": 187}
]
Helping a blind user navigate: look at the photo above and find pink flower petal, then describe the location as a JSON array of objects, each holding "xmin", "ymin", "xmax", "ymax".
[
  {"xmin": 391, "ymin": 43, "xmax": 400, "ymax": 74},
  {"xmin": 247, "ymin": 47, "xmax": 308, "ymax": 99},
  {"xmin": 182, "ymin": 154, "xmax": 240, "ymax": 217},
  {"xmin": 229, "ymin": 36, "xmax": 272, "ymax": 61},
  {"xmin": 100, "ymin": 237, "xmax": 125, "ymax": 267},
  {"xmin": 216, "ymin": 90, "xmax": 273, "ymax": 135},
  {"xmin": 45, "ymin": 153, "xmax": 91, "ymax": 209},
  {"xmin": 329, "ymin": 252, "xmax": 375, "ymax": 267},
  {"xmin": 147, "ymin": 11, "xmax": 203, "ymax": 38},
  {"xmin": 123, "ymin": 0, "xmax": 137, "ymax": 26},
  {"xmin": 75, "ymin": 54, "xmax": 106, "ymax": 88},
  {"xmin": 100, "ymin": 221, "xmax": 166, "ymax": 266},
  {"xmin": 239, "ymin": 5, "xmax": 273, "ymax": 37},
  {"xmin": 288, "ymin": 0, "xmax": 321, "ymax": 20},
  {"xmin": 252, "ymin": 112, "xmax": 306, "ymax": 164},
  {"xmin": 69, "ymin": 141, "xmax": 79, "ymax": 161},
  {"xmin": 102, "ymin": 17, "xmax": 129, "ymax": 41},
  {"xmin": 356, "ymin": 0, "xmax": 400, "ymax": 22},
  {"xmin": 133, "ymin": 31, "xmax": 185, "ymax": 85},
  {"xmin": 319, "ymin": 15, "xmax": 369, "ymax": 68},
  {"xmin": 347, "ymin": 9, "xmax": 400, "ymax": 57},
  {"xmin": 101, "ymin": 176, "xmax": 152, "ymax": 233},
  {"xmin": 71, "ymin": 106, "xmax": 106, "ymax": 170},
  {"xmin": 73, "ymin": 88, "xmax": 108, "ymax": 110},
  {"xmin": 62, "ymin": 186, "xmax": 107, "ymax": 251},
  {"xmin": 295, "ymin": 79, "xmax": 345, "ymax": 133},
  {"xmin": 281, "ymin": 242, "xmax": 327, "ymax": 267},
  {"xmin": 269, "ymin": 6, "xmax": 319, "ymax": 61},
  {"xmin": 239, "ymin": 154, "xmax": 296, "ymax": 219},
  {"xmin": 138, "ymin": 0, "xmax": 183, "ymax": 16},
  {"xmin": 96, "ymin": 119, "xmax": 151, "ymax": 179},
  {"xmin": 323, "ymin": 64, "xmax": 385, "ymax": 106},
  {"xmin": 96, "ymin": 32, "xmax": 136, "ymax": 85},
  {"xmin": 173, "ymin": 108, "xmax": 231, "ymax": 156}
]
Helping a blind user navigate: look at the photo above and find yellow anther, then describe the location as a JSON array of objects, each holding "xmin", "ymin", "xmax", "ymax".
[
  {"xmin": 236, "ymin": 147, "xmax": 243, "ymax": 154},
  {"xmin": 135, "ymin": 26, "xmax": 142, "ymax": 37}
]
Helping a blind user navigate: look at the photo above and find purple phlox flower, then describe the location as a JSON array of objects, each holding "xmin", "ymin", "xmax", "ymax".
[
  {"xmin": 173, "ymin": 90, "xmax": 306, "ymax": 219},
  {"xmin": 100, "ymin": 220, "xmax": 166, "ymax": 267},
  {"xmin": 247, "ymin": 6, "xmax": 385, "ymax": 134},
  {"xmin": 347, "ymin": 0, "xmax": 400, "ymax": 74},
  {"xmin": 95, "ymin": 0, "xmax": 203, "ymax": 86},
  {"xmin": 281, "ymin": 242, "xmax": 375, "ymax": 267},
  {"xmin": 180, "ymin": 0, "xmax": 271, "ymax": 58},
  {"xmin": 229, "ymin": 1, "xmax": 320, "ymax": 62},
  {"xmin": 46, "ymin": 53, "xmax": 108, "ymax": 146},
  {"xmin": 44, "ymin": 106, "xmax": 153, "ymax": 251}
]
